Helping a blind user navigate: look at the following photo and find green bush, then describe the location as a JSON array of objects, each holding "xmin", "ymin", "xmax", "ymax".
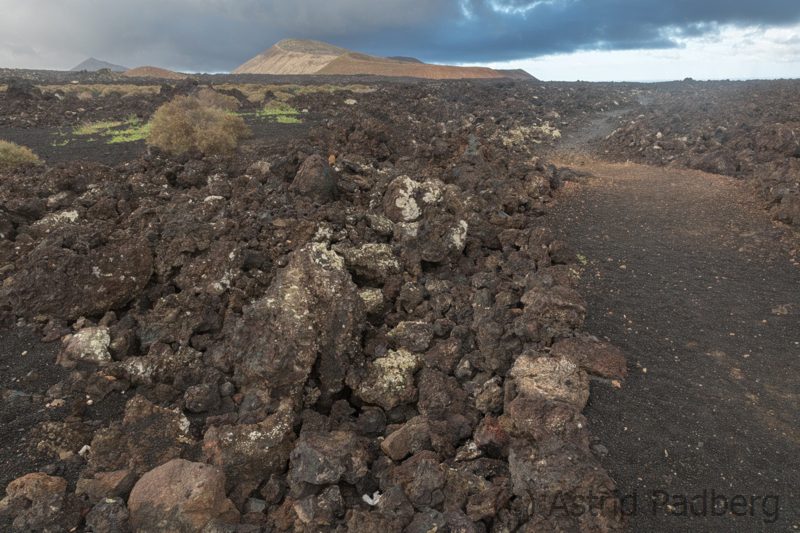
[
  {"xmin": 147, "ymin": 95, "xmax": 250, "ymax": 155},
  {"xmin": 0, "ymin": 140, "xmax": 41, "ymax": 171}
]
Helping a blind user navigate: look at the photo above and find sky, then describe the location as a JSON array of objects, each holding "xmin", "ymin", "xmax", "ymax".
[{"xmin": 1, "ymin": 0, "xmax": 800, "ymax": 81}]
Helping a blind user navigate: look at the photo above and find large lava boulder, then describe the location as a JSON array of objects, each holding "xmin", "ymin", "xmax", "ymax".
[
  {"xmin": 223, "ymin": 243, "xmax": 364, "ymax": 399},
  {"xmin": 290, "ymin": 154, "xmax": 338, "ymax": 204},
  {"xmin": 128, "ymin": 459, "xmax": 239, "ymax": 532}
]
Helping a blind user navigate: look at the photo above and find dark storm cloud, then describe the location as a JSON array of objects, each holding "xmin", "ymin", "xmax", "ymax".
[{"xmin": 1, "ymin": 0, "xmax": 799, "ymax": 70}]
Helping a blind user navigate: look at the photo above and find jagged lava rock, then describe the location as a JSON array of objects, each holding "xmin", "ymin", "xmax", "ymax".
[
  {"xmin": 354, "ymin": 349, "xmax": 421, "ymax": 411},
  {"xmin": 290, "ymin": 154, "xmax": 338, "ymax": 203},
  {"xmin": 551, "ymin": 337, "xmax": 627, "ymax": 380},
  {"xmin": 223, "ymin": 243, "xmax": 364, "ymax": 399},
  {"xmin": 0, "ymin": 473, "xmax": 79, "ymax": 532},
  {"xmin": 509, "ymin": 354, "xmax": 590, "ymax": 410}
]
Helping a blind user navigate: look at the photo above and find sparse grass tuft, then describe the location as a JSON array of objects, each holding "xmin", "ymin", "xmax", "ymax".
[
  {"xmin": 74, "ymin": 120, "xmax": 127, "ymax": 136},
  {"xmin": 71, "ymin": 116, "xmax": 151, "ymax": 145},
  {"xmin": 259, "ymin": 101, "xmax": 300, "ymax": 117},
  {"xmin": 147, "ymin": 95, "xmax": 250, "ymax": 155},
  {"xmin": 275, "ymin": 115, "xmax": 302, "ymax": 124},
  {"xmin": 245, "ymin": 101, "xmax": 303, "ymax": 123},
  {"xmin": 0, "ymin": 140, "xmax": 42, "ymax": 171},
  {"xmin": 108, "ymin": 121, "xmax": 152, "ymax": 144}
]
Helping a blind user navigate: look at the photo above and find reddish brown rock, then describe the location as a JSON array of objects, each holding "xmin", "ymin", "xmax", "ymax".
[
  {"xmin": 474, "ymin": 415, "xmax": 511, "ymax": 458},
  {"xmin": 128, "ymin": 459, "xmax": 239, "ymax": 532},
  {"xmin": 551, "ymin": 337, "xmax": 627, "ymax": 380},
  {"xmin": 466, "ymin": 483, "xmax": 511, "ymax": 522},
  {"xmin": 509, "ymin": 354, "xmax": 590, "ymax": 410},
  {"xmin": 505, "ymin": 396, "xmax": 590, "ymax": 447},
  {"xmin": 76, "ymin": 469, "xmax": 136, "ymax": 504},
  {"xmin": 380, "ymin": 416, "xmax": 432, "ymax": 461},
  {"xmin": 0, "ymin": 472, "xmax": 79, "ymax": 532},
  {"xmin": 384, "ymin": 451, "xmax": 447, "ymax": 510}
]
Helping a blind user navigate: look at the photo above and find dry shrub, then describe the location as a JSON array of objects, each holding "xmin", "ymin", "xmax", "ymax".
[
  {"xmin": 147, "ymin": 95, "xmax": 250, "ymax": 155},
  {"xmin": 0, "ymin": 140, "xmax": 42, "ymax": 171},
  {"xmin": 196, "ymin": 88, "xmax": 240, "ymax": 111}
]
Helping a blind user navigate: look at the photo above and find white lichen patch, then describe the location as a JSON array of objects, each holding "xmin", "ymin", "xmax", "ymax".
[
  {"xmin": 309, "ymin": 242, "xmax": 345, "ymax": 271},
  {"xmin": 509, "ymin": 355, "xmax": 589, "ymax": 410},
  {"xmin": 495, "ymin": 122, "xmax": 562, "ymax": 148},
  {"xmin": 312, "ymin": 223, "xmax": 334, "ymax": 242},
  {"xmin": 357, "ymin": 349, "xmax": 422, "ymax": 411},
  {"xmin": 176, "ymin": 412, "xmax": 194, "ymax": 444},
  {"xmin": 392, "ymin": 178, "xmax": 421, "ymax": 222},
  {"xmin": 33, "ymin": 210, "xmax": 79, "ymax": 227},
  {"xmin": 419, "ymin": 180, "xmax": 444, "ymax": 205},
  {"xmin": 394, "ymin": 221, "xmax": 420, "ymax": 239},
  {"xmin": 358, "ymin": 288, "xmax": 384, "ymax": 315},
  {"xmin": 118, "ymin": 357, "xmax": 155, "ymax": 385},
  {"xmin": 450, "ymin": 220, "xmax": 469, "ymax": 252},
  {"xmin": 535, "ymin": 122, "xmax": 562, "ymax": 139},
  {"xmin": 60, "ymin": 326, "xmax": 111, "ymax": 367}
]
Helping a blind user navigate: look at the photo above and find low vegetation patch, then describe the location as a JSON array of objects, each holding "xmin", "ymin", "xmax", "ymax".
[
  {"xmin": 108, "ymin": 121, "xmax": 152, "ymax": 144},
  {"xmin": 69, "ymin": 116, "xmax": 150, "ymax": 144},
  {"xmin": 215, "ymin": 83, "xmax": 375, "ymax": 103},
  {"xmin": 275, "ymin": 115, "xmax": 302, "ymax": 124},
  {"xmin": 147, "ymin": 95, "xmax": 250, "ymax": 155},
  {"xmin": 259, "ymin": 101, "xmax": 301, "ymax": 120},
  {"xmin": 41, "ymin": 84, "xmax": 161, "ymax": 99},
  {"xmin": 0, "ymin": 140, "xmax": 42, "ymax": 171},
  {"xmin": 240, "ymin": 101, "xmax": 303, "ymax": 124},
  {"xmin": 74, "ymin": 120, "xmax": 127, "ymax": 137}
]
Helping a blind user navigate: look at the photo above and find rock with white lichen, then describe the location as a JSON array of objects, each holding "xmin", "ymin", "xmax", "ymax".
[
  {"xmin": 57, "ymin": 326, "xmax": 112, "ymax": 368},
  {"xmin": 220, "ymin": 243, "xmax": 364, "ymax": 400},
  {"xmin": 509, "ymin": 354, "xmax": 590, "ymax": 410},
  {"xmin": 354, "ymin": 349, "xmax": 422, "ymax": 411},
  {"xmin": 334, "ymin": 242, "xmax": 402, "ymax": 283}
]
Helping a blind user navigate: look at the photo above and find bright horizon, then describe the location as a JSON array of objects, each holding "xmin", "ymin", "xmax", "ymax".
[{"xmin": 474, "ymin": 23, "xmax": 800, "ymax": 82}]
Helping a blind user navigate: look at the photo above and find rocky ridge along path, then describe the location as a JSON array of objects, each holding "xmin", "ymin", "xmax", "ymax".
[{"xmin": 550, "ymin": 128, "xmax": 800, "ymax": 530}]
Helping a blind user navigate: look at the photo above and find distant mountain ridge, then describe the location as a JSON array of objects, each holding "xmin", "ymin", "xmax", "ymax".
[
  {"xmin": 234, "ymin": 39, "xmax": 535, "ymax": 80},
  {"xmin": 123, "ymin": 66, "xmax": 187, "ymax": 80},
  {"xmin": 71, "ymin": 57, "xmax": 128, "ymax": 72}
]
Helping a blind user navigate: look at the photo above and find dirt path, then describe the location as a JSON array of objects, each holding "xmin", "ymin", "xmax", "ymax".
[
  {"xmin": 556, "ymin": 107, "xmax": 631, "ymax": 155},
  {"xmin": 548, "ymin": 154, "xmax": 800, "ymax": 530}
]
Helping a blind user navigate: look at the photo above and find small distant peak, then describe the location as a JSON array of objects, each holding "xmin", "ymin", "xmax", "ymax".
[{"xmin": 71, "ymin": 57, "xmax": 128, "ymax": 72}]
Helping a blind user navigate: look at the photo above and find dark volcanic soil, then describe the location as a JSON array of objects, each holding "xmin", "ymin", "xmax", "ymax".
[{"xmin": 548, "ymin": 160, "xmax": 800, "ymax": 531}]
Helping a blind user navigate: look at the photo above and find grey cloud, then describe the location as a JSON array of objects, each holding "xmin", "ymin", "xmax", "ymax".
[{"xmin": 0, "ymin": 0, "xmax": 799, "ymax": 71}]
